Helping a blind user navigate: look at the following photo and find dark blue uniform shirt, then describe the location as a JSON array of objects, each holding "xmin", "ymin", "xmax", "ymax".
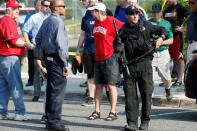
[{"xmin": 35, "ymin": 13, "xmax": 69, "ymax": 66}]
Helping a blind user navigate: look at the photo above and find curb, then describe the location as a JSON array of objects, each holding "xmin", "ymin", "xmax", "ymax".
[
  {"xmin": 23, "ymin": 90, "xmax": 197, "ymax": 109},
  {"xmin": 152, "ymin": 96, "xmax": 197, "ymax": 109}
]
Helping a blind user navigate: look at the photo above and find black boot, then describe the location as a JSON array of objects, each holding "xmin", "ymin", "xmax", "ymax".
[
  {"xmin": 83, "ymin": 89, "xmax": 89, "ymax": 98},
  {"xmin": 26, "ymin": 81, "xmax": 33, "ymax": 86},
  {"xmin": 32, "ymin": 96, "xmax": 39, "ymax": 101},
  {"xmin": 46, "ymin": 124, "xmax": 69, "ymax": 131},
  {"xmin": 124, "ymin": 125, "xmax": 138, "ymax": 131},
  {"xmin": 139, "ymin": 121, "xmax": 149, "ymax": 130},
  {"xmin": 165, "ymin": 88, "xmax": 172, "ymax": 101}
]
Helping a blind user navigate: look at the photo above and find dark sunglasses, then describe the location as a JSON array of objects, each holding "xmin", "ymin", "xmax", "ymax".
[
  {"xmin": 43, "ymin": 5, "xmax": 50, "ymax": 7},
  {"xmin": 56, "ymin": 5, "xmax": 66, "ymax": 8}
]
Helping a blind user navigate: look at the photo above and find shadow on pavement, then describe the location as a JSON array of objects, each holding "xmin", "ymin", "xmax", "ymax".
[
  {"xmin": 0, "ymin": 122, "xmax": 45, "ymax": 131},
  {"xmin": 62, "ymin": 120, "xmax": 123, "ymax": 131},
  {"xmin": 151, "ymin": 108, "xmax": 197, "ymax": 122}
]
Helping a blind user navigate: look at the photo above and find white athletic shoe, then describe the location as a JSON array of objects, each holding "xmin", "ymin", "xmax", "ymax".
[
  {"xmin": 14, "ymin": 114, "xmax": 31, "ymax": 121},
  {"xmin": 0, "ymin": 113, "xmax": 14, "ymax": 120}
]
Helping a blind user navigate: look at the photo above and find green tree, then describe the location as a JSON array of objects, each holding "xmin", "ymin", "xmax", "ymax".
[
  {"xmin": 0, "ymin": 0, "xmax": 7, "ymax": 5},
  {"xmin": 156, "ymin": 0, "xmax": 189, "ymax": 9}
]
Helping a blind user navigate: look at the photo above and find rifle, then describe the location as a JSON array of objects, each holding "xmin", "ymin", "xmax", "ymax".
[{"xmin": 113, "ymin": 20, "xmax": 130, "ymax": 78}]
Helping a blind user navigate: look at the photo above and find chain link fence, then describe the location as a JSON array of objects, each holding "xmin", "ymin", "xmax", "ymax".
[
  {"xmin": 1, "ymin": 0, "xmax": 158, "ymax": 46},
  {"xmin": 63, "ymin": 0, "xmax": 157, "ymax": 39},
  {"xmin": 1, "ymin": 0, "xmax": 158, "ymax": 39}
]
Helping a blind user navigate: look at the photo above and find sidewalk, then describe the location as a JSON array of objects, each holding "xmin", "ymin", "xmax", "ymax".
[{"xmin": 21, "ymin": 62, "xmax": 197, "ymax": 109}]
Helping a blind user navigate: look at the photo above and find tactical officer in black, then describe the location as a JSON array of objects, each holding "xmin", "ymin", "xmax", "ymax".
[{"xmin": 119, "ymin": 6, "xmax": 166, "ymax": 131}]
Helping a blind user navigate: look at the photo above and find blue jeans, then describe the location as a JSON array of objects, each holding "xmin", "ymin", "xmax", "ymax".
[{"xmin": 0, "ymin": 56, "xmax": 26, "ymax": 115}]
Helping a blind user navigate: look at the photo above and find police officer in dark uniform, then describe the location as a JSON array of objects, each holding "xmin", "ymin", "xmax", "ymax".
[
  {"xmin": 119, "ymin": 6, "xmax": 166, "ymax": 131},
  {"xmin": 35, "ymin": 0, "xmax": 69, "ymax": 130}
]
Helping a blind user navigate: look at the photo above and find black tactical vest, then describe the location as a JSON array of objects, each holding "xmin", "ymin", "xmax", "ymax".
[{"xmin": 120, "ymin": 20, "xmax": 155, "ymax": 63}]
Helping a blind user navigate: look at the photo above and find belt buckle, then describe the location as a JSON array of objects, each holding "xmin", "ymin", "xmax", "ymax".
[{"xmin": 47, "ymin": 57, "xmax": 53, "ymax": 61}]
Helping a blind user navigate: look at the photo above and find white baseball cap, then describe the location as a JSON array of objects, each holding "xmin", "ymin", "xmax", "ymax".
[
  {"xmin": 88, "ymin": 3, "xmax": 106, "ymax": 11},
  {"xmin": 129, "ymin": 0, "xmax": 138, "ymax": 3}
]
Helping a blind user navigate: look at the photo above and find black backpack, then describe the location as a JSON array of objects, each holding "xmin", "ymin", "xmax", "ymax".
[{"xmin": 120, "ymin": 20, "xmax": 155, "ymax": 63}]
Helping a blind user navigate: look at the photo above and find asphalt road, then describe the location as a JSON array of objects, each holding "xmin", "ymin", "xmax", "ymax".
[{"xmin": 0, "ymin": 97, "xmax": 197, "ymax": 131}]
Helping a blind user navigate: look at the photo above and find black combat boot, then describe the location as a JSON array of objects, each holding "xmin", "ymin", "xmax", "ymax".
[
  {"xmin": 165, "ymin": 88, "xmax": 172, "ymax": 101},
  {"xmin": 139, "ymin": 121, "xmax": 149, "ymax": 130},
  {"xmin": 124, "ymin": 125, "xmax": 138, "ymax": 131}
]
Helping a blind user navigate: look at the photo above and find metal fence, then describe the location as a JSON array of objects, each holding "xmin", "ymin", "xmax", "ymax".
[{"xmin": 21, "ymin": 0, "xmax": 157, "ymax": 37}]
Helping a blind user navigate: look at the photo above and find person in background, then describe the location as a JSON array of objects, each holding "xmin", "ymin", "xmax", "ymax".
[
  {"xmin": 163, "ymin": 0, "xmax": 190, "ymax": 87},
  {"xmin": 99, "ymin": 0, "xmax": 113, "ymax": 16},
  {"xmin": 115, "ymin": 0, "xmax": 148, "ymax": 22},
  {"xmin": 80, "ymin": 0, "xmax": 90, "ymax": 16},
  {"xmin": 35, "ymin": 0, "xmax": 69, "ymax": 130},
  {"xmin": 24, "ymin": 0, "xmax": 50, "ymax": 123},
  {"xmin": 87, "ymin": 2, "xmax": 124, "ymax": 121},
  {"xmin": 76, "ymin": 0, "xmax": 98, "ymax": 107},
  {"xmin": 186, "ymin": 0, "xmax": 197, "ymax": 63},
  {"xmin": 115, "ymin": 0, "xmax": 130, "ymax": 23},
  {"xmin": 149, "ymin": 3, "xmax": 174, "ymax": 101},
  {"xmin": 120, "ymin": 5, "xmax": 166, "ymax": 131},
  {"xmin": 79, "ymin": 0, "xmax": 90, "ymax": 89},
  {"xmin": 0, "ymin": 0, "xmax": 34, "ymax": 121},
  {"xmin": 23, "ymin": 0, "xmax": 42, "ymax": 87},
  {"xmin": 34, "ymin": 44, "xmax": 48, "ymax": 124},
  {"xmin": 23, "ymin": 0, "xmax": 51, "ymax": 102},
  {"xmin": 128, "ymin": 0, "xmax": 148, "ymax": 20},
  {"xmin": 23, "ymin": 0, "xmax": 50, "ymax": 123}
]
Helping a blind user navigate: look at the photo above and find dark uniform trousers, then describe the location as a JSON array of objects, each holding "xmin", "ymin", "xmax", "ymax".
[
  {"xmin": 123, "ymin": 59, "xmax": 154, "ymax": 127},
  {"xmin": 45, "ymin": 53, "xmax": 67, "ymax": 128}
]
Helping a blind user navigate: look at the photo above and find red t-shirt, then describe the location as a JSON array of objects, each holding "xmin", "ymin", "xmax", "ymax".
[
  {"xmin": 0, "ymin": 15, "xmax": 25, "ymax": 56},
  {"xmin": 93, "ymin": 16, "xmax": 123, "ymax": 61}
]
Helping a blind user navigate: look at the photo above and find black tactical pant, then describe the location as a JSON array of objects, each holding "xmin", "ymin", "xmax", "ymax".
[{"xmin": 123, "ymin": 60, "xmax": 154, "ymax": 128}]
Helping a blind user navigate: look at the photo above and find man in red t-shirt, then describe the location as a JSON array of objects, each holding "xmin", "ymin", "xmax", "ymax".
[
  {"xmin": 0, "ymin": 0, "xmax": 34, "ymax": 120},
  {"xmin": 87, "ymin": 2, "xmax": 123, "ymax": 122}
]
